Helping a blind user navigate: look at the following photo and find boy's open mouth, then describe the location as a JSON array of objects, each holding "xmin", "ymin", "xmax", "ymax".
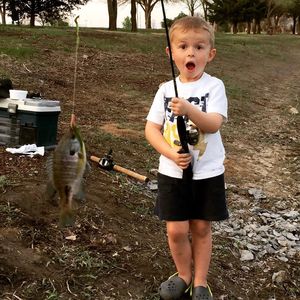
[{"xmin": 186, "ymin": 62, "xmax": 195, "ymax": 70}]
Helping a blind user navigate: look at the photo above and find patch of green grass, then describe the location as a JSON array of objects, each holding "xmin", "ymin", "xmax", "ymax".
[
  {"xmin": 216, "ymin": 33, "xmax": 298, "ymax": 62},
  {"xmin": 82, "ymin": 32, "xmax": 165, "ymax": 54},
  {"xmin": 0, "ymin": 45, "xmax": 35, "ymax": 59},
  {"xmin": 0, "ymin": 175, "xmax": 9, "ymax": 191}
]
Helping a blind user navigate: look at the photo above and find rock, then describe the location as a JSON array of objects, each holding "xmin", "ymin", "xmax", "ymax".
[
  {"xmin": 278, "ymin": 256, "xmax": 288, "ymax": 262},
  {"xmin": 272, "ymin": 270, "xmax": 286, "ymax": 284},
  {"xmin": 248, "ymin": 187, "xmax": 266, "ymax": 200},
  {"xmin": 285, "ymin": 232, "xmax": 298, "ymax": 240},
  {"xmin": 240, "ymin": 250, "xmax": 254, "ymax": 261},
  {"xmin": 283, "ymin": 210, "xmax": 299, "ymax": 219},
  {"xmin": 289, "ymin": 106, "xmax": 298, "ymax": 115}
]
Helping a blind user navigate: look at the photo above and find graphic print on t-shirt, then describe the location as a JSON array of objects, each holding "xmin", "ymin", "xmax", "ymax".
[{"xmin": 163, "ymin": 94, "xmax": 209, "ymax": 159}]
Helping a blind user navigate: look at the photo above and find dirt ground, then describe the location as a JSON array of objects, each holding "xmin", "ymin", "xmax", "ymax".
[{"xmin": 0, "ymin": 29, "xmax": 299, "ymax": 299}]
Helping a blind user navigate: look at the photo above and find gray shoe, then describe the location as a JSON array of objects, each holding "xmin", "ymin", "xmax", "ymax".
[
  {"xmin": 158, "ymin": 273, "xmax": 191, "ymax": 300},
  {"xmin": 192, "ymin": 286, "xmax": 213, "ymax": 300}
]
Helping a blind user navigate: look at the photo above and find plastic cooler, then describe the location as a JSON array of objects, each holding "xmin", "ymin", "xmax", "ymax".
[{"xmin": 0, "ymin": 98, "xmax": 60, "ymax": 148}]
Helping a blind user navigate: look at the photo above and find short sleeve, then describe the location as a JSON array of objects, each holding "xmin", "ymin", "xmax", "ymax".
[
  {"xmin": 146, "ymin": 85, "xmax": 165, "ymax": 125},
  {"xmin": 207, "ymin": 79, "xmax": 228, "ymax": 120}
]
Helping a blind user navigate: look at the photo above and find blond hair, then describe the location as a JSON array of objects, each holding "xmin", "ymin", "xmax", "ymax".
[{"xmin": 169, "ymin": 16, "xmax": 215, "ymax": 48}]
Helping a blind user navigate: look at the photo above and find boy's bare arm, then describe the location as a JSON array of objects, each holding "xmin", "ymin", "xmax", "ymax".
[
  {"xmin": 170, "ymin": 98, "xmax": 223, "ymax": 133},
  {"xmin": 145, "ymin": 121, "xmax": 192, "ymax": 169}
]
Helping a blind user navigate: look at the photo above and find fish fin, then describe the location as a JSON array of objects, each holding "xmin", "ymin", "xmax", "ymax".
[
  {"xmin": 85, "ymin": 161, "xmax": 91, "ymax": 173},
  {"xmin": 59, "ymin": 186, "xmax": 75, "ymax": 227},
  {"xmin": 59, "ymin": 208, "xmax": 75, "ymax": 227},
  {"xmin": 74, "ymin": 181, "xmax": 85, "ymax": 204}
]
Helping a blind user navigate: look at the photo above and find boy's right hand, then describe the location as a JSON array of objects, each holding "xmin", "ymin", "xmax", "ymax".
[{"xmin": 170, "ymin": 148, "xmax": 192, "ymax": 169}]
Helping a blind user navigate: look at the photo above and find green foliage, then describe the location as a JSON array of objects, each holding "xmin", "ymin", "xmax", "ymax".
[
  {"xmin": 161, "ymin": 17, "xmax": 173, "ymax": 29},
  {"xmin": 160, "ymin": 12, "xmax": 188, "ymax": 28},
  {"xmin": 122, "ymin": 16, "xmax": 132, "ymax": 31},
  {"xmin": 173, "ymin": 12, "xmax": 188, "ymax": 22},
  {"xmin": 49, "ymin": 19, "xmax": 69, "ymax": 27},
  {"xmin": 6, "ymin": 0, "xmax": 89, "ymax": 26}
]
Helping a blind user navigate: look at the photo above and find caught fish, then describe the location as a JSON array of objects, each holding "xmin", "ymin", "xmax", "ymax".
[{"xmin": 46, "ymin": 124, "xmax": 87, "ymax": 227}]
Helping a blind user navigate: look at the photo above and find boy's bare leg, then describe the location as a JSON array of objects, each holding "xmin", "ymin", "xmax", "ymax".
[
  {"xmin": 166, "ymin": 221, "xmax": 193, "ymax": 285},
  {"xmin": 190, "ymin": 220, "xmax": 212, "ymax": 287}
]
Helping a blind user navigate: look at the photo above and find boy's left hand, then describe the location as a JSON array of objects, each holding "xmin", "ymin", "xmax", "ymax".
[{"xmin": 170, "ymin": 97, "xmax": 189, "ymax": 116}]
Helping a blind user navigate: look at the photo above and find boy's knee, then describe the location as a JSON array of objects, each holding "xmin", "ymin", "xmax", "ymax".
[
  {"xmin": 167, "ymin": 222, "xmax": 189, "ymax": 242},
  {"xmin": 190, "ymin": 220, "xmax": 211, "ymax": 238}
]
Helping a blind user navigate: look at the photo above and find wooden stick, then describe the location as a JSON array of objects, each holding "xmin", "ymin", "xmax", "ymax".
[
  {"xmin": 113, "ymin": 165, "xmax": 149, "ymax": 183},
  {"xmin": 90, "ymin": 155, "xmax": 100, "ymax": 163}
]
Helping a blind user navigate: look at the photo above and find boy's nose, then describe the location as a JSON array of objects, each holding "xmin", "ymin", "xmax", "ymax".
[{"xmin": 187, "ymin": 48, "xmax": 195, "ymax": 57}]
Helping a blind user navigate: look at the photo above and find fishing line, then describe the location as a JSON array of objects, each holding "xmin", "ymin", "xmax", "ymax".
[{"xmin": 72, "ymin": 16, "xmax": 80, "ymax": 118}]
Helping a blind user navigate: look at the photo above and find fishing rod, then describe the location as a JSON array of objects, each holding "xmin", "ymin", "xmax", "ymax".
[{"xmin": 160, "ymin": 0, "xmax": 193, "ymax": 181}]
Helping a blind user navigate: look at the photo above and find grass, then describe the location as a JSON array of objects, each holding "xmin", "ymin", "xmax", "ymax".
[{"xmin": 0, "ymin": 175, "xmax": 9, "ymax": 191}]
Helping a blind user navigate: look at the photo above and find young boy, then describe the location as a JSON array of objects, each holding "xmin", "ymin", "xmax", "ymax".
[{"xmin": 145, "ymin": 16, "xmax": 228, "ymax": 300}]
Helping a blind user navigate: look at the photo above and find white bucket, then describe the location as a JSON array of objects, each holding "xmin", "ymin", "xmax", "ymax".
[{"xmin": 9, "ymin": 89, "xmax": 28, "ymax": 100}]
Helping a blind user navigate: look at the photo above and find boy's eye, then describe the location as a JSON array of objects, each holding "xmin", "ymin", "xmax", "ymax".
[
  {"xmin": 197, "ymin": 45, "xmax": 203, "ymax": 50},
  {"xmin": 180, "ymin": 45, "xmax": 186, "ymax": 49}
]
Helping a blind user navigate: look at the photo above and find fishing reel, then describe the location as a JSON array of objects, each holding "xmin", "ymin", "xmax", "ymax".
[
  {"xmin": 186, "ymin": 122, "xmax": 199, "ymax": 146},
  {"xmin": 99, "ymin": 149, "xmax": 114, "ymax": 170}
]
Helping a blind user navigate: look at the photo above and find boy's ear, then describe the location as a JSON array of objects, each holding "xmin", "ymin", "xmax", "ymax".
[
  {"xmin": 165, "ymin": 46, "xmax": 170, "ymax": 57},
  {"xmin": 208, "ymin": 48, "xmax": 216, "ymax": 62}
]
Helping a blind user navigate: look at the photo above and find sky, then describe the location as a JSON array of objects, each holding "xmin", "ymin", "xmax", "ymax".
[{"xmin": 71, "ymin": 0, "xmax": 190, "ymax": 29}]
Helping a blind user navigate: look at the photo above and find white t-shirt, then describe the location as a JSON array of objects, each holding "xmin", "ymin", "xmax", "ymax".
[{"xmin": 147, "ymin": 72, "xmax": 228, "ymax": 180}]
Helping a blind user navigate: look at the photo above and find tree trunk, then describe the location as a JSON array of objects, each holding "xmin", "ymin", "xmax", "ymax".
[
  {"xmin": 131, "ymin": 0, "xmax": 137, "ymax": 32},
  {"xmin": 191, "ymin": 6, "xmax": 195, "ymax": 16},
  {"xmin": 257, "ymin": 21, "xmax": 261, "ymax": 34},
  {"xmin": 252, "ymin": 19, "xmax": 257, "ymax": 34},
  {"xmin": 201, "ymin": 0, "xmax": 208, "ymax": 21},
  {"xmin": 0, "ymin": 0, "xmax": 7, "ymax": 25},
  {"xmin": 232, "ymin": 22, "xmax": 238, "ymax": 34},
  {"xmin": 274, "ymin": 15, "xmax": 282, "ymax": 33},
  {"xmin": 107, "ymin": 0, "xmax": 117, "ymax": 31},
  {"xmin": 292, "ymin": 16, "xmax": 296, "ymax": 34},
  {"xmin": 30, "ymin": 0, "xmax": 35, "ymax": 27},
  {"xmin": 144, "ymin": 4, "xmax": 151, "ymax": 29},
  {"xmin": 297, "ymin": 16, "xmax": 300, "ymax": 35},
  {"xmin": 247, "ymin": 21, "xmax": 251, "ymax": 34}
]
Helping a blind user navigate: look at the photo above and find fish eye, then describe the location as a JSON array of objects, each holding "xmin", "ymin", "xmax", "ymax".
[{"xmin": 70, "ymin": 150, "xmax": 75, "ymax": 156}]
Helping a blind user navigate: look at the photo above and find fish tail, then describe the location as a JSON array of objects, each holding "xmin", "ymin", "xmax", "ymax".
[
  {"xmin": 59, "ymin": 207, "xmax": 75, "ymax": 227},
  {"xmin": 59, "ymin": 186, "xmax": 75, "ymax": 227}
]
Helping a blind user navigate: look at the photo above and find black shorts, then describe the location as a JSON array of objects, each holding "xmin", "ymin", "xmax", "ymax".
[{"xmin": 154, "ymin": 173, "xmax": 229, "ymax": 221}]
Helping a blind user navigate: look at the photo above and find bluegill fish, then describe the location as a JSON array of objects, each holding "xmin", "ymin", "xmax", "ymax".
[{"xmin": 46, "ymin": 124, "xmax": 87, "ymax": 227}]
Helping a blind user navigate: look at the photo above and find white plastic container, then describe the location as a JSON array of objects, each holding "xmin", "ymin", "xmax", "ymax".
[{"xmin": 9, "ymin": 89, "xmax": 28, "ymax": 100}]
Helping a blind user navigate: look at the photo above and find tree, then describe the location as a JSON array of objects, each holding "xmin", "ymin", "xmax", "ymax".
[
  {"xmin": 136, "ymin": 0, "xmax": 160, "ymax": 29},
  {"xmin": 200, "ymin": 0, "xmax": 210, "ymax": 20},
  {"xmin": 207, "ymin": 0, "xmax": 246, "ymax": 33},
  {"xmin": 251, "ymin": 0, "xmax": 267, "ymax": 34},
  {"xmin": 107, "ymin": 0, "xmax": 117, "ymax": 30},
  {"xmin": 122, "ymin": 15, "xmax": 131, "ymax": 29},
  {"xmin": 264, "ymin": 0, "xmax": 293, "ymax": 34},
  {"xmin": 130, "ymin": 0, "xmax": 137, "ymax": 31},
  {"xmin": 288, "ymin": 0, "xmax": 300, "ymax": 34},
  {"xmin": 6, "ymin": 0, "xmax": 89, "ymax": 27},
  {"xmin": 0, "ymin": 0, "xmax": 8, "ymax": 24},
  {"xmin": 180, "ymin": 0, "xmax": 202, "ymax": 16},
  {"xmin": 118, "ymin": 0, "xmax": 136, "ymax": 31}
]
